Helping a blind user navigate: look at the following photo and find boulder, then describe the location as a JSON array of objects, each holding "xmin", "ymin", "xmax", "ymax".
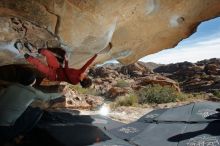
[
  {"xmin": 33, "ymin": 84, "xmax": 104, "ymax": 110},
  {"xmin": 118, "ymin": 62, "xmax": 153, "ymax": 77},
  {"xmin": 135, "ymin": 74, "xmax": 180, "ymax": 92},
  {"xmin": 89, "ymin": 67, "xmax": 119, "ymax": 78},
  {"xmin": 0, "ymin": 0, "xmax": 220, "ymax": 67},
  {"xmin": 50, "ymin": 94, "xmax": 103, "ymax": 110},
  {"xmin": 204, "ymin": 64, "xmax": 220, "ymax": 75},
  {"xmin": 154, "ymin": 61, "xmax": 195, "ymax": 74},
  {"xmin": 106, "ymin": 87, "xmax": 130, "ymax": 99}
]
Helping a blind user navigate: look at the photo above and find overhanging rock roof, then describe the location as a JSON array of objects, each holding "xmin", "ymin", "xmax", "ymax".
[{"xmin": 0, "ymin": 0, "xmax": 220, "ymax": 67}]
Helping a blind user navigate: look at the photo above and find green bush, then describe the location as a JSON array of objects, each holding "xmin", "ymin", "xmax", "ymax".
[
  {"xmin": 115, "ymin": 80, "xmax": 130, "ymax": 88},
  {"xmin": 112, "ymin": 84, "xmax": 188, "ymax": 107},
  {"xmin": 114, "ymin": 93, "xmax": 138, "ymax": 107},
  {"xmin": 137, "ymin": 85, "xmax": 185, "ymax": 104},
  {"xmin": 69, "ymin": 84, "xmax": 100, "ymax": 96},
  {"xmin": 213, "ymin": 90, "xmax": 220, "ymax": 98},
  {"xmin": 110, "ymin": 85, "xmax": 208, "ymax": 107}
]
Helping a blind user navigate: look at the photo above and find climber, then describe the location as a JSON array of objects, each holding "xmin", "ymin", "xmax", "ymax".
[{"xmin": 24, "ymin": 43, "xmax": 112, "ymax": 88}]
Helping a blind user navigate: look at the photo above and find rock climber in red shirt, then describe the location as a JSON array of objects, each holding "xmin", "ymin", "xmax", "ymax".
[{"xmin": 24, "ymin": 43, "xmax": 112, "ymax": 88}]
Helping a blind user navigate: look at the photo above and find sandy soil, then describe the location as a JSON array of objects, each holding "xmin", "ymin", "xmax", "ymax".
[
  {"xmin": 79, "ymin": 100, "xmax": 208, "ymax": 123},
  {"xmin": 54, "ymin": 98, "xmax": 214, "ymax": 124}
]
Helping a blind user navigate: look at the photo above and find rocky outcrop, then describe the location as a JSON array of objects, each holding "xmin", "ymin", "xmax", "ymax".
[
  {"xmin": 50, "ymin": 93, "xmax": 104, "ymax": 110},
  {"xmin": 0, "ymin": 0, "xmax": 220, "ymax": 67},
  {"xmin": 204, "ymin": 64, "xmax": 220, "ymax": 75},
  {"xmin": 89, "ymin": 66, "xmax": 119, "ymax": 78},
  {"xmin": 90, "ymin": 62, "xmax": 180, "ymax": 99},
  {"xmin": 106, "ymin": 87, "xmax": 130, "ymax": 99},
  {"xmin": 154, "ymin": 58, "xmax": 220, "ymax": 93},
  {"xmin": 117, "ymin": 62, "xmax": 153, "ymax": 77},
  {"xmin": 90, "ymin": 58, "xmax": 220, "ymax": 98},
  {"xmin": 32, "ymin": 83, "xmax": 104, "ymax": 110},
  {"xmin": 135, "ymin": 75, "xmax": 180, "ymax": 92},
  {"xmin": 154, "ymin": 61, "xmax": 195, "ymax": 74}
]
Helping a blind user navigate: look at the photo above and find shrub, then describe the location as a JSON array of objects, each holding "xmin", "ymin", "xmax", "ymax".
[
  {"xmin": 115, "ymin": 80, "xmax": 130, "ymax": 88},
  {"xmin": 69, "ymin": 84, "xmax": 100, "ymax": 96},
  {"xmin": 113, "ymin": 93, "xmax": 138, "ymax": 107},
  {"xmin": 137, "ymin": 85, "xmax": 185, "ymax": 104},
  {"xmin": 110, "ymin": 85, "xmax": 208, "ymax": 107},
  {"xmin": 213, "ymin": 90, "xmax": 220, "ymax": 98}
]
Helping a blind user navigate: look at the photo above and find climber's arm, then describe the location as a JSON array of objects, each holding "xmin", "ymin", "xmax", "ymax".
[{"xmin": 80, "ymin": 54, "xmax": 98, "ymax": 72}]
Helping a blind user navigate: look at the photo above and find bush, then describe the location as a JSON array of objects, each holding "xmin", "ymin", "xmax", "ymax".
[
  {"xmin": 114, "ymin": 93, "xmax": 138, "ymax": 107},
  {"xmin": 110, "ymin": 85, "xmax": 208, "ymax": 107},
  {"xmin": 137, "ymin": 85, "xmax": 185, "ymax": 104},
  {"xmin": 213, "ymin": 90, "xmax": 220, "ymax": 98},
  {"xmin": 69, "ymin": 84, "xmax": 100, "ymax": 96},
  {"xmin": 115, "ymin": 80, "xmax": 130, "ymax": 88}
]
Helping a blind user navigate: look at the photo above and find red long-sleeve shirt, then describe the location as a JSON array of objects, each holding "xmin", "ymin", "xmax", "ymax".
[
  {"xmin": 57, "ymin": 54, "xmax": 97, "ymax": 84},
  {"xmin": 26, "ymin": 49, "xmax": 97, "ymax": 85}
]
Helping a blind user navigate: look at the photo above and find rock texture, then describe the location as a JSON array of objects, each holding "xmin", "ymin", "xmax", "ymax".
[
  {"xmin": 135, "ymin": 75, "xmax": 180, "ymax": 92},
  {"xmin": 154, "ymin": 58, "xmax": 220, "ymax": 93},
  {"xmin": 89, "ymin": 62, "xmax": 180, "ymax": 99},
  {"xmin": 32, "ymin": 82, "xmax": 104, "ymax": 110},
  {"xmin": 0, "ymin": 0, "xmax": 220, "ymax": 67},
  {"xmin": 30, "ymin": 58, "xmax": 220, "ymax": 110}
]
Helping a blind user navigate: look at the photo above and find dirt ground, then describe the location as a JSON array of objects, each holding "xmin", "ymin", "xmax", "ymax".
[{"xmin": 78, "ymin": 99, "xmax": 212, "ymax": 123}]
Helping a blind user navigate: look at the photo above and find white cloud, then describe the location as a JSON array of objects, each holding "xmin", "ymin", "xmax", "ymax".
[{"xmin": 140, "ymin": 34, "xmax": 220, "ymax": 64}]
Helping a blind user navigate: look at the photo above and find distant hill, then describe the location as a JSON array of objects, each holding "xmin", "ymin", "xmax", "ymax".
[
  {"xmin": 138, "ymin": 61, "xmax": 163, "ymax": 70},
  {"xmin": 92, "ymin": 58, "xmax": 220, "ymax": 93},
  {"xmin": 153, "ymin": 58, "xmax": 220, "ymax": 92},
  {"xmin": 101, "ymin": 61, "xmax": 163, "ymax": 70}
]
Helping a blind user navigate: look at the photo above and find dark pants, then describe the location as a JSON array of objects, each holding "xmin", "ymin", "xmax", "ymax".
[{"xmin": 0, "ymin": 107, "xmax": 43, "ymax": 141}]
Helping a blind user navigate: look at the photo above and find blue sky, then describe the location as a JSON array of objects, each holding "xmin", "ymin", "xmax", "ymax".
[{"xmin": 140, "ymin": 17, "xmax": 220, "ymax": 64}]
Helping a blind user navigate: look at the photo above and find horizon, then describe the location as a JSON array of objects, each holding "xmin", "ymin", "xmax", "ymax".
[{"xmin": 102, "ymin": 57, "xmax": 220, "ymax": 66}]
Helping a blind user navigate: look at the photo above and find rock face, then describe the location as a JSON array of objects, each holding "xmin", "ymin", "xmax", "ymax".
[
  {"xmin": 154, "ymin": 58, "xmax": 220, "ymax": 93},
  {"xmin": 90, "ymin": 58, "xmax": 220, "ymax": 99},
  {"xmin": 118, "ymin": 62, "xmax": 153, "ymax": 77},
  {"xmin": 59, "ymin": 85, "xmax": 103, "ymax": 110},
  {"xmin": 32, "ymin": 83, "xmax": 104, "ymax": 110},
  {"xmin": 31, "ymin": 58, "xmax": 220, "ymax": 109},
  {"xmin": 0, "ymin": 0, "xmax": 220, "ymax": 67},
  {"xmin": 50, "ymin": 92, "xmax": 104, "ymax": 110},
  {"xmin": 89, "ymin": 62, "xmax": 180, "ymax": 99},
  {"xmin": 135, "ymin": 75, "xmax": 180, "ymax": 92}
]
